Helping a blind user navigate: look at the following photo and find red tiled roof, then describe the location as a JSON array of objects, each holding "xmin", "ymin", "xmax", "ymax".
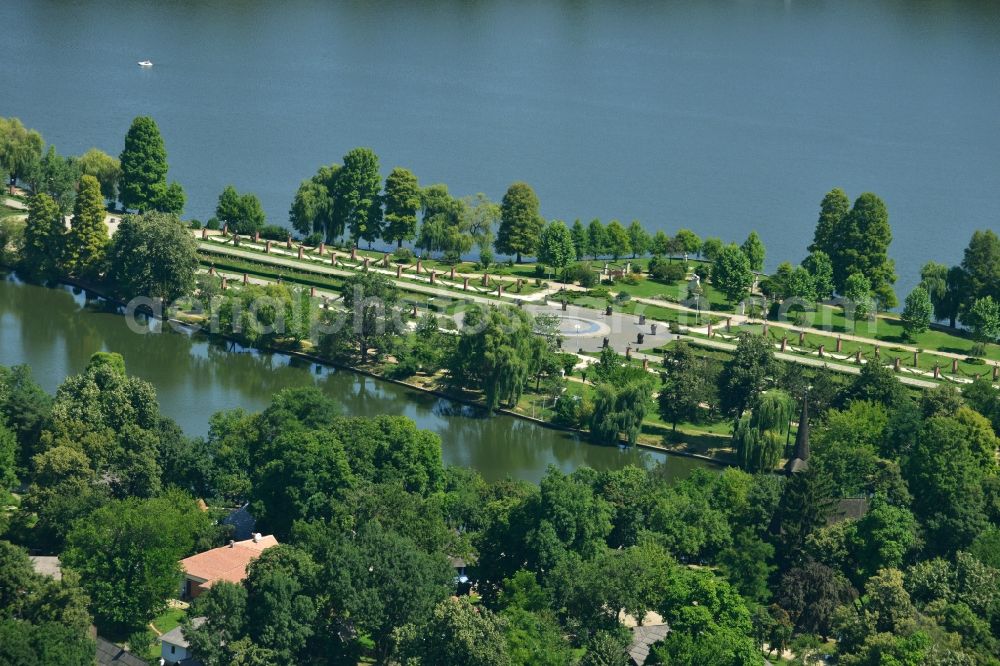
[{"xmin": 180, "ymin": 536, "xmax": 278, "ymax": 586}]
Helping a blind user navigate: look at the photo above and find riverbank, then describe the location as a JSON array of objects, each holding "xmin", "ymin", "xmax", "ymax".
[{"xmin": 56, "ymin": 275, "xmax": 732, "ymax": 471}]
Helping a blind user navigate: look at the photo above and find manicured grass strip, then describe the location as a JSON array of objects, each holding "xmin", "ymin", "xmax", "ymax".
[{"xmin": 199, "ymin": 251, "xmax": 346, "ymax": 291}]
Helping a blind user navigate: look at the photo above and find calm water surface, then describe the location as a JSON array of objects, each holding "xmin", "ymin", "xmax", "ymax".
[
  {"xmin": 0, "ymin": 276, "xmax": 709, "ymax": 483},
  {"xmin": 2, "ymin": 0, "xmax": 999, "ymax": 297}
]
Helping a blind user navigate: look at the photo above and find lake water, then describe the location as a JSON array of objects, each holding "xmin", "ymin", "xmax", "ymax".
[
  {"xmin": 2, "ymin": 0, "xmax": 998, "ymax": 298},
  {"xmin": 0, "ymin": 276, "xmax": 710, "ymax": 483}
]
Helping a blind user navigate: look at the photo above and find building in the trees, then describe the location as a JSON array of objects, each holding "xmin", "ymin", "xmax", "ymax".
[
  {"xmin": 784, "ymin": 398, "xmax": 810, "ymax": 474},
  {"xmin": 96, "ymin": 637, "xmax": 149, "ymax": 666},
  {"xmin": 158, "ymin": 617, "xmax": 205, "ymax": 665},
  {"xmin": 178, "ymin": 533, "xmax": 277, "ymax": 599}
]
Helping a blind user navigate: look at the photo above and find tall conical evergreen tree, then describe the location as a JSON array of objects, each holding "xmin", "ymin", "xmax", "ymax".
[
  {"xmin": 119, "ymin": 116, "xmax": 169, "ymax": 212},
  {"xmin": 21, "ymin": 192, "xmax": 65, "ymax": 280},
  {"xmin": 65, "ymin": 175, "xmax": 109, "ymax": 278},
  {"xmin": 809, "ymin": 187, "xmax": 849, "ymax": 259}
]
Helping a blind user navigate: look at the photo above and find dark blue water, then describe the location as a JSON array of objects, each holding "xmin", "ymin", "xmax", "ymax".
[{"xmin": 3, "ymin": 0, "xmax": 999, "ymax": 297}]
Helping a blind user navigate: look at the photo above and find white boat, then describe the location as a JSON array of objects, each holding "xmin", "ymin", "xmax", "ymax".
[{"xmin": 137, "ymin": 60, "xmax": 153, "ymax": 67}]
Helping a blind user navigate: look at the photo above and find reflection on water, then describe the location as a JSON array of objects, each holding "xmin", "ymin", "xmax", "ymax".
[{"xmin": 0, "ymin": 276, "xmax": 713, "ymax": 483}]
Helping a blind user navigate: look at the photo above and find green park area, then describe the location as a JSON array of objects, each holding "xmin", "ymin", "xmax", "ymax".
[{"xmin": 2, "ymin": 114, "xmax": 1000, "ymax": 666}]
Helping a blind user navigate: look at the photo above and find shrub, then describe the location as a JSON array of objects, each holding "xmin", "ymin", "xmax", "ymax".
[
  {"xmin": 562, "ymin": 263, "xmax": 598, "ymax": 288},
  {"xmin": 479, "ymin": 248, "xmax": 494, "ymax": 269},
  {"xmin": 621, "ymin": 273, "xmax": 643, "ymax": 286},
  {"xmin": 588, "ymin": 286, "xmax": 612, "ymax": 301},
  {"xmin": 393, "ymin": 247, "xmax": 415, "ymax": 263},
  {"xmin": 205, "ymin": 217, "xmax": 220, "ymax": 230},
  {"xmin": 259, "ymin": 224, "xmax": 288, "ymax": 241},
  {"xmin": 614, "ymin": 291, "xmax": 631, "ymax": 304},
  {"xmin": 648, "ymin": 256, "xmax": 687, "ymax": 282},
  {"xmin": 558, "ymin": 352, "xmax": 578, "ymax": 377},
  {"xmin": 304, "ymin": 232, "xmax": 324, "ymax": 247},
  {"xmin": 188, "ymin": 219, "xmax": 202, "ymax": 229},
  {"xmin": 534, "ymin": 264, "xmax": 547, "ymax": 278},
  {"xmin": 553, "ymin": 394, "xmax": 587, "ymax": 428},
  {"xmin": 578, "ymin": 270, "xmax": 598, "ymax": 288},
  {"xmin": 386, "ymin": 356, "xmax": 419, "ymax": 379}
]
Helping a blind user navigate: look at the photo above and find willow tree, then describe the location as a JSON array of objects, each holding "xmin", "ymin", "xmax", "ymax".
[
  {"xmin": 732, "ymin": 390, "xmax": 795, "ymax": 472},
  {"xmin": 590, "ymin": 379, "xmax": 655, "ymax": 447},
  {"xmin": 77, "ymin": 148, "xmax": 121, "ymax": 205},
  {"xmin": 0, "ymin": 117, "xmax": 43, "ymax": 193},
  {"xmin": 289, "ymin": 164, "xmax": 341, "ymax": 242},
  {"xmin": 447, "ymin": 305, "xmax": 550, "ymax": 411}
]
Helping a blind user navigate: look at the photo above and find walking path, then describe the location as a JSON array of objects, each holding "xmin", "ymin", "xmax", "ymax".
[
  {"xmin": 192, "ymin": 231, "xmax": 993, "ymax": 389},
  {"xmin": 198, "ymin": 238, "xmax": 572, "ymax": 305},
  {"xmin": 2, "ymin": 196, "xmax": 27, "ymax": 211},
  {"xmin": 198, "ymin": 256, "xmax": 942, "ymax": 389},
  {"xmin": 634, "ymin": 294, "xmax": 998, "ymax": 369}
]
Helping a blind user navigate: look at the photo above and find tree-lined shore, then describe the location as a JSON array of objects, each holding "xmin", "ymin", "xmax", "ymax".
[{"xmin": 1, "ymin": 114, "xmax": 1000, "ymax": 665}]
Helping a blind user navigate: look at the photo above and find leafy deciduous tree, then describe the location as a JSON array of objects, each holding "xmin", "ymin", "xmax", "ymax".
[
  {"xmin": 383, "ymin": 167, "xmax": 421, "ymax": 248},
  {"xmin": 496, "ymin": 182, "xmax": 543, "ymax": 263}
]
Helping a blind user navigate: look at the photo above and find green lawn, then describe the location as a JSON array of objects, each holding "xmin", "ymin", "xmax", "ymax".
[
  {"xmin": 736, "ymin": 322, "xmax": 994, "ymax": 380},
  {"xmin": 777, "ymin": 304, "xmax": 1000, "ymax": 362},
  {"xmin": 140, "ymin": 607, "xmax": 186, "ymax": 661},
  {"xmin": 202, "ymin": 240, "xmax": 546, "ymax": 297},
  {"xmin": 151, "ymin": 607, "xmax": 185, "ymax": 634}
]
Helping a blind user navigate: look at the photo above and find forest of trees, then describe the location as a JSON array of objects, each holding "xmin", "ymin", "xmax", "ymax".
[{"xmin": 1, "ymin": 350, "xmax": 998, "ymax": 664}]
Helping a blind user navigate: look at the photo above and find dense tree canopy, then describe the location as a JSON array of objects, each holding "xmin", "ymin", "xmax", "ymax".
[
  {"xmin": 20, "ymin": 192, "xmax": 65, "ymax": 281},
  {"xmin": 712, "ymin": 243, "xmax": 755, "ymax": 306},
  {"xmin": 64, "ymin": 174, "xmax": 109, "ymax": 279},
  {"xmin": 118, "ymin": 116, "xmax": 184, "ymax": 214},
  {"xmin": 383, "ymin": 167, "xmax": 421, "ymax": 247},
  {"xmin": 63, "ymin": 491, "xmax": 214, "ymax": 633},
  {"xmin": 496, "ymin": 182, "xmax": 543, "ymax": 263},
  {"xmin": 106, "ymin": 211, "xmax": 199, "ymax": 301},
  {"xmin": 76, "ymin": 147, "xmax": 120, "ymax": 204},
  {"xmin": 215, "ymin": 184, "xmax": 266, "ymax": 235},
  {"xmin": 289, "ymin": 163, "xmax": 342, "ymax": 242},
  {"xmin": 336, "ymin": 147, "xmax": 383, "ymax": 246},
  {"xmin": 741, "ymin": 231, "xmax": 766, "ymax": 272},
  {"xmin": 0, "ymin": 117, "xmax": 44, "ymax": 191},
  {"xmin": 537, "ymin": 219, "xmax": 576, "ymax": 274}
]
